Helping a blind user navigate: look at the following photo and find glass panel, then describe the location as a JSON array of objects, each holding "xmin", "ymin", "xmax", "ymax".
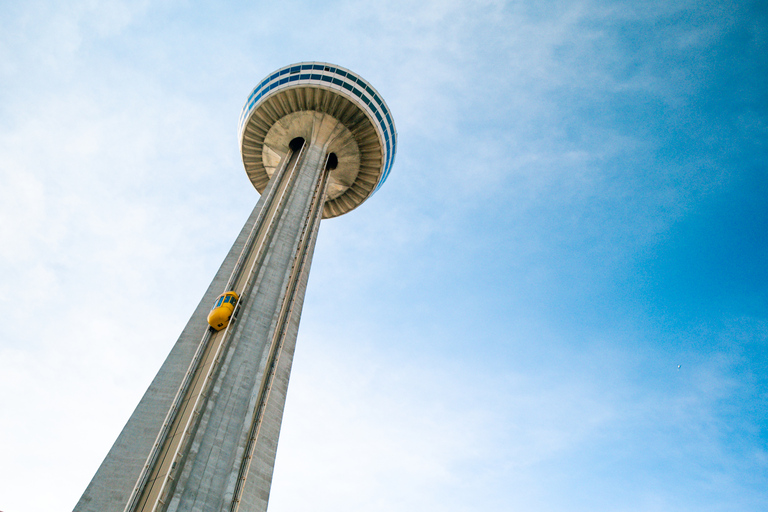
[
  {"xmin": 310, "ymin": 74, "xmax": 320, "ymax": 80},
  {"xmin": 321, "ymin": 75, "xmax": 333, "ymax": 83},
  {"xmin": 332, "ymin": 78, "xmax": 342, "ymax": 86},
  {"xmin": 342, "ymin": 82, "xmax": 353, "ymax": 91}
]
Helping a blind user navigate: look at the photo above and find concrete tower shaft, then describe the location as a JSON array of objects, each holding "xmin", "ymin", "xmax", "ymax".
[{"xmin": 74, "ymin": 63, "xmax": 396, "ymax": 512}]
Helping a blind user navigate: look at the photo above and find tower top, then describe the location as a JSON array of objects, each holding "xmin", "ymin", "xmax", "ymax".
[{"xmin": 239, "ymin": 62, "xmax": 397, "ymax": 218}]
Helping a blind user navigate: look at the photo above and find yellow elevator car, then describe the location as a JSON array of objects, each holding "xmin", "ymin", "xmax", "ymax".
[{"xmin": 207, "ymin": 291, "xmax": 239, "ymax": 331}]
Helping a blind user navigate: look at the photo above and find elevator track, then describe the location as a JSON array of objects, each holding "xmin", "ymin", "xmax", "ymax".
[
  {"xmin": 229, "ymin": 153, "xmax": 331, "ymax": 511},
  {"xmin": 125, "ymin": 141, "xmax": 310, "ymax": 512}
]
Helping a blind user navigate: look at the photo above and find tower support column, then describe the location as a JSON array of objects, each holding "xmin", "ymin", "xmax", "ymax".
[
  {"xmin": 163, "ymin": 139, "xmax": 330, "ymax": 512},
  {"xmin": 76, "ymin": 140, "xmax": 329, "ymax": 512}
]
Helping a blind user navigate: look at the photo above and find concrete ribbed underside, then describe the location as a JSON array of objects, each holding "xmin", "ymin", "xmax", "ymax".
[{"xmin": 241, "ymin": 85, "xmax": 384, "ymax": 218}]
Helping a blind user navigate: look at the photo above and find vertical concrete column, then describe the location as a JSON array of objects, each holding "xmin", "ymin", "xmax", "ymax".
[
  {"xmin": 74, "ymin": 187, "xmax": 277, "ymax": 512},
  {"xmin": 164, "ymin": 142, "xmax": 327, "ymax": 512}
]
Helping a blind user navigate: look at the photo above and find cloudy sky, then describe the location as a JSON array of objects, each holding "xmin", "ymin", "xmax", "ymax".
[{"xmin": 1, "ymin": 0, "xmax": 766, "ymax": 511}]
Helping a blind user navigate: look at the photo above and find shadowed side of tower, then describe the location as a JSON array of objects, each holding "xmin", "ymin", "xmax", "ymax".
[{"xmin": 74, "ymin": 63, "xmax": 396, "ymax": 512}]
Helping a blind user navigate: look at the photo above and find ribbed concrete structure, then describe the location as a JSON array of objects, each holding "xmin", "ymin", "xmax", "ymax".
[
  {"xmin": 74, "ymin": 62, "xmax": 396, "ymax": 512},
  {"xmin": 239, "ymin": 62, "xmax": 397, "ymax": 217}
]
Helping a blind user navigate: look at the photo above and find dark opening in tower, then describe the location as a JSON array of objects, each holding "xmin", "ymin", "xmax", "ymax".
[
  {"xmin": 289, "ymin": 137, "xmax": 305, "ymax": 152},
  {"xmin": 325, "ymin": 152, "xmax": 338, "ymax": 170}
]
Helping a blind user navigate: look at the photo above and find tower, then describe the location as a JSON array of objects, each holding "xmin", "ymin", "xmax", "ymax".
[{"xmin": 75, "ymin": 62, "xmax": 397, "ymax": 512}]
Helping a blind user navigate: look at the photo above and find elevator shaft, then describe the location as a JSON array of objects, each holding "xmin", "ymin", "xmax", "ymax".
[
  {"xmin": 160, "ymin": 143, "xmax": 328, "ymax": 512},
  {"xmin": 74, "ymin": 141, "xmax": 330, "ymax": 512}
]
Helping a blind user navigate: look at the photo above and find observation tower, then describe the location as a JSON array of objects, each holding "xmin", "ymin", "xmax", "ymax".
[{"xmin": 75, "ymin": 62, "xmax": 397, "ymax": 512}]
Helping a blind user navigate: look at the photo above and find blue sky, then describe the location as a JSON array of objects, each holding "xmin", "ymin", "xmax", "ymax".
[{"xmin": 0, "ymin": 1, "xmax": 766, "ymax": 511}]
